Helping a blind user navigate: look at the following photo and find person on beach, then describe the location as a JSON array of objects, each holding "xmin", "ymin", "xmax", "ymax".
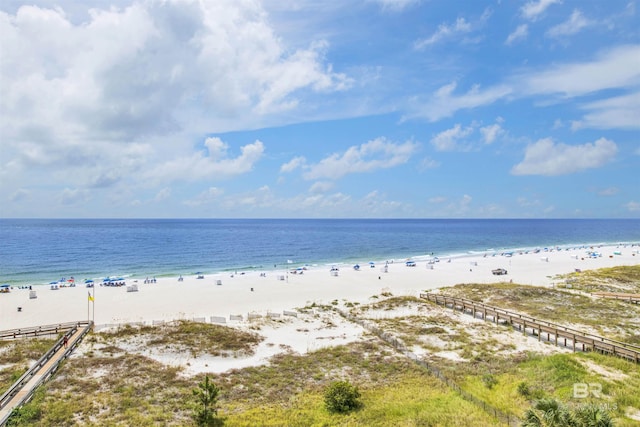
[{"xmin": 63, "ymin": 335, "xmax": 68, "ymax": 348}]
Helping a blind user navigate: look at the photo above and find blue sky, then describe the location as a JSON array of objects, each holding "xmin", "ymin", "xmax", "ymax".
[{"xmin": 1, "ymin": 0, "xmax": 638, "ymax": 218}]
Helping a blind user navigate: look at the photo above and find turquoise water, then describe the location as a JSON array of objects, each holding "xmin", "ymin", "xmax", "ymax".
[{"xmin": 1, "ymin": 218, "xmax": 639, "ymax": 286}]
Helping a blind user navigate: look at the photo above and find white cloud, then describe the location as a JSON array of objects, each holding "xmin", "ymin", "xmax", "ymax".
[
  {"xmin": 415, "ymin": 17, "xmax": 472, "ymax": 48},
  {"xmin": 506, "ymin": 24, "xmax": 528, "ymax": 45},
  {"xmin": 280, "ymin": 156, "xmax": 307, "ymax": 173},
  {"xmin": 303, "ymin": 137, "xmax": 418, "ymax": 180},
  {"xmin": 517, "ymin": 197, "xmax": 541, "ymax": 207},
  {"xmin": 572, "ymin": 91, "xmax": 640, "ymax": 130},
  {"xmin": 146, "ymin": 138, "xmax": 265, "ymax": 183},
  {"xmin": 442, "ymin": 194, "xmax": 473, "ymax": 216},
  {"xmin": 520, "ymin": 45, "xmax": 640, "ymax": 97},
  {"xmin": 511, "ymin": 137, "xmax": 618, "ymax": 176},
  {"xmin": 10, "ymin": 188, "xmax": 30, "ymax": 202},
  {"xmin": 374, "ymin": 0, "xmax": 420, "ymax": 12},
  {"xmin": 309, "ymin": 181, "xmax": 334, "ymax": 194},
  {"xmin": 596, "ymin": 187, "xmax": 619, "ymax": 196},
  {"xmin": 408, "ymin": 81, "xmax": 512, "ymax": 122},
  {"xmin": 480, "ymin": 123, "xmax": 503, "ymax": 144},
  {"xmin": 626, "ymin": 201, "xmax": 640, "ymax": 212},
  {"xmin": 183, "ymin": 187, "xmax": 224, "ymax": 207},
  {"xmin": 60, "ymin": 188, "xmax": 90, "ymax": 205},
  {"xmin": 419, "ymin": 157, "xmax": 440, "ymax": 171},
  {"xmin": 430, "ymin": 124, "xmax": 473, "ymax": 151},
  {"xmin": 154, "ymin": 187, "xmax": 172, "ymax": 202},
  {"xmin": 521, "ymin": 0, "xmax": 562, "ymax": 21},
  {"xmin": 0, "ymin": 1, "xmax": 349, "ymax": 190},
  {"xmin": 546, "ymin": 9, "xmax": 591, "ymax": 38}
]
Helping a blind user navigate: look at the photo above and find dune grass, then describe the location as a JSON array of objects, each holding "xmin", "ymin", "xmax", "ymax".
[
  {"xmin": 440, "ymin": 282, "xmax": 640, "ymax": 340},
  {"xmin": 5, "ymin": 265, "xmax": 640, "ymax": 425},
  {"xmin": 7, "ymin": 332, "xmax": 498, "ymax": 426},
  {"xmin": 97, "ymin": 320, "xmax": 263, "ymax": 357},
  {"xmin": 0, "ymin": 337, "xmax": 56, "ymax": 391},
  {"xmin": 559, "ymin": 265, "xmax": 640, "ymax": 293}
]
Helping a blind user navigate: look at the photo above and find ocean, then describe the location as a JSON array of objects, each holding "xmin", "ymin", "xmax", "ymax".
[{"xmin": 1, "ymin": 218, "xmax": 639, "ymax": 287}]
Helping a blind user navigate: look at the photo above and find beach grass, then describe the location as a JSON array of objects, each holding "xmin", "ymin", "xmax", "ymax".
[
  {"xmin": 558, "ymin": 265, "xmax": 640, "ymax": 293},
  {"xmin": 7, "ymin": 315, "xmax": 639, "ymax": 426},
  {"xmin": 439, "ymin": 282, "xmax": 640, "ymax": 340},
  {"xmin": 97, "ymin": 320, "xmax": 264, "ymax": 357},
  {"xmin": 8, "ymin": 329, "xmax": 498, "ymax": 426},
  {"xmin": 345, "ymin": 292, "xmax": 640, "ymax": 426},
  {"xmin": 0, "ymin": 337, "xmax": 56, "ymax": 391},
  {"xmin": 5, "ymin": 264, "xmax": 640, "ymax": 425}
]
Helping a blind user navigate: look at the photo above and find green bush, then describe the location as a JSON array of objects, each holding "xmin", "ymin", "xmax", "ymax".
[
  {"xmin": 517, "ymin": 381, "xmax": 531, "ymax": 397},
  {"xmin": 324, "ymin": 380, "xmax": 362, "ymax": 413},
  {"xmin": 481, "ymin": 374, "xmax": 498, "ymax": 390}
]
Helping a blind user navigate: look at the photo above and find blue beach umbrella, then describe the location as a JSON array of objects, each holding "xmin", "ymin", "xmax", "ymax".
[{"xmin": 1, "ymin": 284, "xmax": 10, "ymax": 288}]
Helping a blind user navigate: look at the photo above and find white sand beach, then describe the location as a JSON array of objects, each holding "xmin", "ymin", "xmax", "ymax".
[{"xmin": 2, "ymin": 244, "xmax": 638, "ymax": 332}]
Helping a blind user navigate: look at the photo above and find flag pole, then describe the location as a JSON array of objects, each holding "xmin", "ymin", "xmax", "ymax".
[{"xmin": 92, "ymin": 285, "xmax": 96, "ymax": 326}]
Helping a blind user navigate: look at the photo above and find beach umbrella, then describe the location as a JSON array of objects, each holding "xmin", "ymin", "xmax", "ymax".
[
  {"xmin": 84, "ymin": 279, "xmax": 94, "ymax": 283},
  {"xmin": 1, "ymin": 284, "xmax": 10, "ymax": 288},
  {"xmin": 49, "ymin": 281, "xmax": 58, "ymax": 284}
]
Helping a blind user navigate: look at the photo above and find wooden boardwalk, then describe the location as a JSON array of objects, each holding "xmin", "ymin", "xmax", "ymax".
[
  {"xmin": 0, "ymin": 321, "xmax": 92, "ymax": 425},
  {"xmin": 592, "ymin": 292, "xmax": 640, "ymax": 304},
  {"xmin": 420, "ymin": 293, "xmax": 640, "ymax": 363}
]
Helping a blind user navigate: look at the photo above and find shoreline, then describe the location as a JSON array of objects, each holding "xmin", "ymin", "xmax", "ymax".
[
  {"xmin": 5, "ymin": 240, "xmax": 639, "ymax": 289},
  {"xmin": 1, "ymin": 243, "xmax": 638, "ymax": 331}
]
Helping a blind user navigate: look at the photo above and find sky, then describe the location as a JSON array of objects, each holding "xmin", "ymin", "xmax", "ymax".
[{"xmin": 0, "ymin": 0, "xmax": 639, "ymax": 219}]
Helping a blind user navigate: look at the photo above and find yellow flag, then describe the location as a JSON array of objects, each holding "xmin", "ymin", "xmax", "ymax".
[{"xmin": 88, "ymin": 291, "xmax": 94, "ymax": 302}]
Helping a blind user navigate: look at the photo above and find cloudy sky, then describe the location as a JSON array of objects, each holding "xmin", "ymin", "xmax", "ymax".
[{"xmin": 1, "ymin": 0, "xmax": 638, "ymax": 218}]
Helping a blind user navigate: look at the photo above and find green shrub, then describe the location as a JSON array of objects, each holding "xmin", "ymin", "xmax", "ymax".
[
  {"xmin": 324, "ymin": 380, "xmax": 362, "ymax": 413},
  {"xmin": 517, "ymin": 381, "xmax": 531, "ymax": 397},
  {"xmin": 481, "ymin": 374, "xmax": 498, "ymax": 390},
  {"xmin": 193, "ymin": 375, "xmax": 222, "ymax": 426}
]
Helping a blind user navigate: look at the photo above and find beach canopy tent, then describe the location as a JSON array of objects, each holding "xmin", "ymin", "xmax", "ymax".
[{"xmin": 405, "ymin": 261, "xmax": 416, "ymax": 267}]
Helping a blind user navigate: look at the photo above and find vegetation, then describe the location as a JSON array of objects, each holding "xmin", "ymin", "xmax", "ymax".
[
  {"xmin": 4, "ymin": 265, "xmax": 639, "ymax": 425},
  {"xmin": 4, "ymin": 328, "xmax": 497, "ymax": 425},
  {"xmin": 0, "ymin": 337, "xmax": 56, "ymax": 391},
  {"xmin": 98, "ymin": 320, "xmax": 263, "ymax": 357},
  {"xmin": 558, "ymin": 265, "xmax": 640, "ymax": 293},
  {"xmin": 324, "ymin": 380, "xmax": 361, "ymax": 413},
  {"xmin": 521, "ymin": 398, "xmax": 614, "ymax": 427},
  {"xmin": 440, "ymin": 282, "xmax": 640, "ymax": 340},
  {"xmin": 193, "ymin": 375, "xmax": 222, "ymax": 426}
]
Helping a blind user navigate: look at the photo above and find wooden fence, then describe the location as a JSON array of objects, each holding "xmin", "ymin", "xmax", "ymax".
[{"xmin": 420, "ymin": 293, "xmax": 640, "ymax": 363}]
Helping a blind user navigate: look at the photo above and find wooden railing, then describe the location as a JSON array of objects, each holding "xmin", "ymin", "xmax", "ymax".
[
  {"xmin": 0, "ymin": 321, "xmax": 91, "ymax": 340},
  {"xmin": 592, "ymin": 292, "xmax": 640, "ymax": 304},
  {"xmin": 420, "ymin": 293, "xmax": 640, "ymax": 363},
  {"xmin": 0, "ymin": 321, "xmax": 92, "ymax": 425}
]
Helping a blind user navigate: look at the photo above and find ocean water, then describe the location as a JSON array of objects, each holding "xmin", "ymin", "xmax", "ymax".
[{"xmin": 1, "ymin": 218, "xmax": 639, "ymax": 286}]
